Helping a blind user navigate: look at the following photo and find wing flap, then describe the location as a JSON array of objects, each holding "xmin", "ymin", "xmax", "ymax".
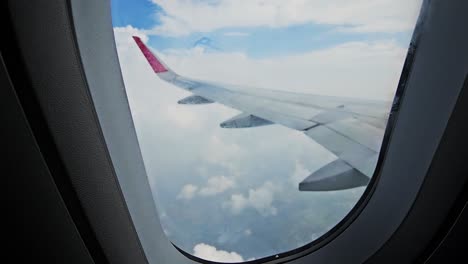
[
  {"xmin": 327, "ymin": 118, "xmax": 385, "ymax": 152},
  {"xmin": 299, "ymin": 159, "xmax": 369, "ymax": 191}
]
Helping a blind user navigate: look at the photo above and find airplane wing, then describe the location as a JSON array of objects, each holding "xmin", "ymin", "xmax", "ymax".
[{"xmin": 133, "ymin": 36, "xmax": 391, "ymax": 191}]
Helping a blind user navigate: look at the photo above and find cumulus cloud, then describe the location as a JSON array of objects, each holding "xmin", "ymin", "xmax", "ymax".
[
  {"xmin": 193, "ymin": 243, "xmax": 244, "ymax": 263},
  {"xmin": 224, "ymin": 181, "xmax": 279, "ymax": 216},
  {"xmin": 177, "ymin": 176, "xmax": 235, "ymax": 200},
  {"xmin": 199, "ymin": 175, "xmax": 236, "ymax": 196},
  {"xmin": 177, "ymin": 184, "xmax": 199, "ymax": 200},
  {"xmin": 149, "ymin": 0, "xmax": 422, "ymax": 36}
]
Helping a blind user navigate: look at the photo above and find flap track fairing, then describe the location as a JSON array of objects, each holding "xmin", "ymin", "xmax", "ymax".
[{"xmin": 220, "ymin": 113, "xmax": 273, "ymax": 128}]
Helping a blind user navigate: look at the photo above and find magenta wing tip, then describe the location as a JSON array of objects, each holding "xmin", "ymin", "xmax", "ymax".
[{"xmin": 132, "ymin": 35, "xmax": 168, "ymax": 73}]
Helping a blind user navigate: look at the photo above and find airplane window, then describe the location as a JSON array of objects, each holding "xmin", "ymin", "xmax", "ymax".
[{"xmin": 111, "ymin": 0, "xmax": 423, "ymax": 262}]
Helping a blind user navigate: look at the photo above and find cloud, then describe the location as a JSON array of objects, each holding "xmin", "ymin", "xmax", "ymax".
[
  {"xmin": 201, "ymin": 135, "xmax": 246, "ymax": 175},
  {"xmin": 148, "ymin": 41, "xmax": 407, "ymax": 100},
  {"xmin": 114, "ymin": 25, "xmax": 148, "ymax": 47},
  {"xmin": 177, "ymin": 176, "xmax": 235, "ymax": 200},
  {"xmin": 149, "ymin": 0, "xmax": 422, "ymax": 36},
  {"xmin": 164, "ymin": 104, "xmax": 202, "ymax": 129},
  {"xmin": 177, "ymin": 184, "xmax": 199, "ymax": 200},
  {"xmin": 199, "ymin": 176, "xmax": 235, "ymax": 196},
  {"xmin": 224, "ymin": 181, "xmax": 279, "ymax": 216},
  {"xmin": 289, "ymin": 161, "xmax": 312, "ymax": 187},
  {"xmin": 193, "ymin": 243, "xmax": 244, "ymax": 263}
]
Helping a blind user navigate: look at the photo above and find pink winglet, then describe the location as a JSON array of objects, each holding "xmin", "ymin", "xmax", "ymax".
[{"xmin": 132, "ymin": 36, "xmax": 168, "ymax": 73}]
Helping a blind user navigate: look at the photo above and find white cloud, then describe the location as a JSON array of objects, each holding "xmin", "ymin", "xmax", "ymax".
[
  {"xmin": 244, "ymin": 229, "xmax": 252, "ymax": 236},
  {"xmin": 158, "ymin": 41, "xmax": 406, "ymax": 100},
  {"xmin": 290, "ymin": 161, "xmax": 312, "ymax": 187},
  {"xmin": 114, "ymin": 26, "xmax": 148, "ymax": 55},
  {"xmin": 164, "ymin": 103, "xmax": 202, "ymax": 129},
  {"xmin": 177, "ymin": 176, "xmax": 235, "ymax": 200},
  {"xmin": 149, "ymin": 0, "xmax": 422, "ymax": 36},
  {"xmin": 177, "ymin": 184, "xmax": 199, "ymax": 200},
  {"xmin": 224, "ymin": 181, "xmax": 279, "ymax": 216},
  {"xmin": 202, "ymin": 135, "xmax": 246, "ymax": 174},
  {"xmin": 199, "ymin": 176, "xmax": 235, "ymax": 196},
  {"xmin": 193, "ymin": 243, "xmax": 244, "ymax": 263}
]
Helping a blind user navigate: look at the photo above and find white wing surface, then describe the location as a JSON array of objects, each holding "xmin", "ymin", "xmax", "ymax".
[{"xmin": 133, "ymin": 36, "xmax": 391, "ymax": 191}]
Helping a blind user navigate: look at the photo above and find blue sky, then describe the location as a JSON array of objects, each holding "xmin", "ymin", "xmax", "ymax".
[
  {"xmin": 112, "ymin": 0, "xmax": 157, "ymax": 28},
  {"xmin": 112, "ymin": 0, "xmax": 414, "ymax": 58},
  {"xmin": 111, "ymin": 0, "xmax": 422, "ymax": 262}
]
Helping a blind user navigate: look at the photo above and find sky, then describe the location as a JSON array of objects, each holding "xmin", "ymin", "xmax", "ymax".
[{"xmin": 111, "ymin": 0, "xmax": 422, "ymax": 262}]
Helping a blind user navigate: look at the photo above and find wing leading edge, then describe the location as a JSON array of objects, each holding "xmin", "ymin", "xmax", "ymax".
[{"xmin": 133, "ymin": 36, "xmax": 389, "ymax": 191}]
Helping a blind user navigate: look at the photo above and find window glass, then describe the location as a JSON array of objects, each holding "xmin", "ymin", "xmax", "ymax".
[{"xmin": 111, "ymin": 0, "xmax": 423, "ymax": 262}]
